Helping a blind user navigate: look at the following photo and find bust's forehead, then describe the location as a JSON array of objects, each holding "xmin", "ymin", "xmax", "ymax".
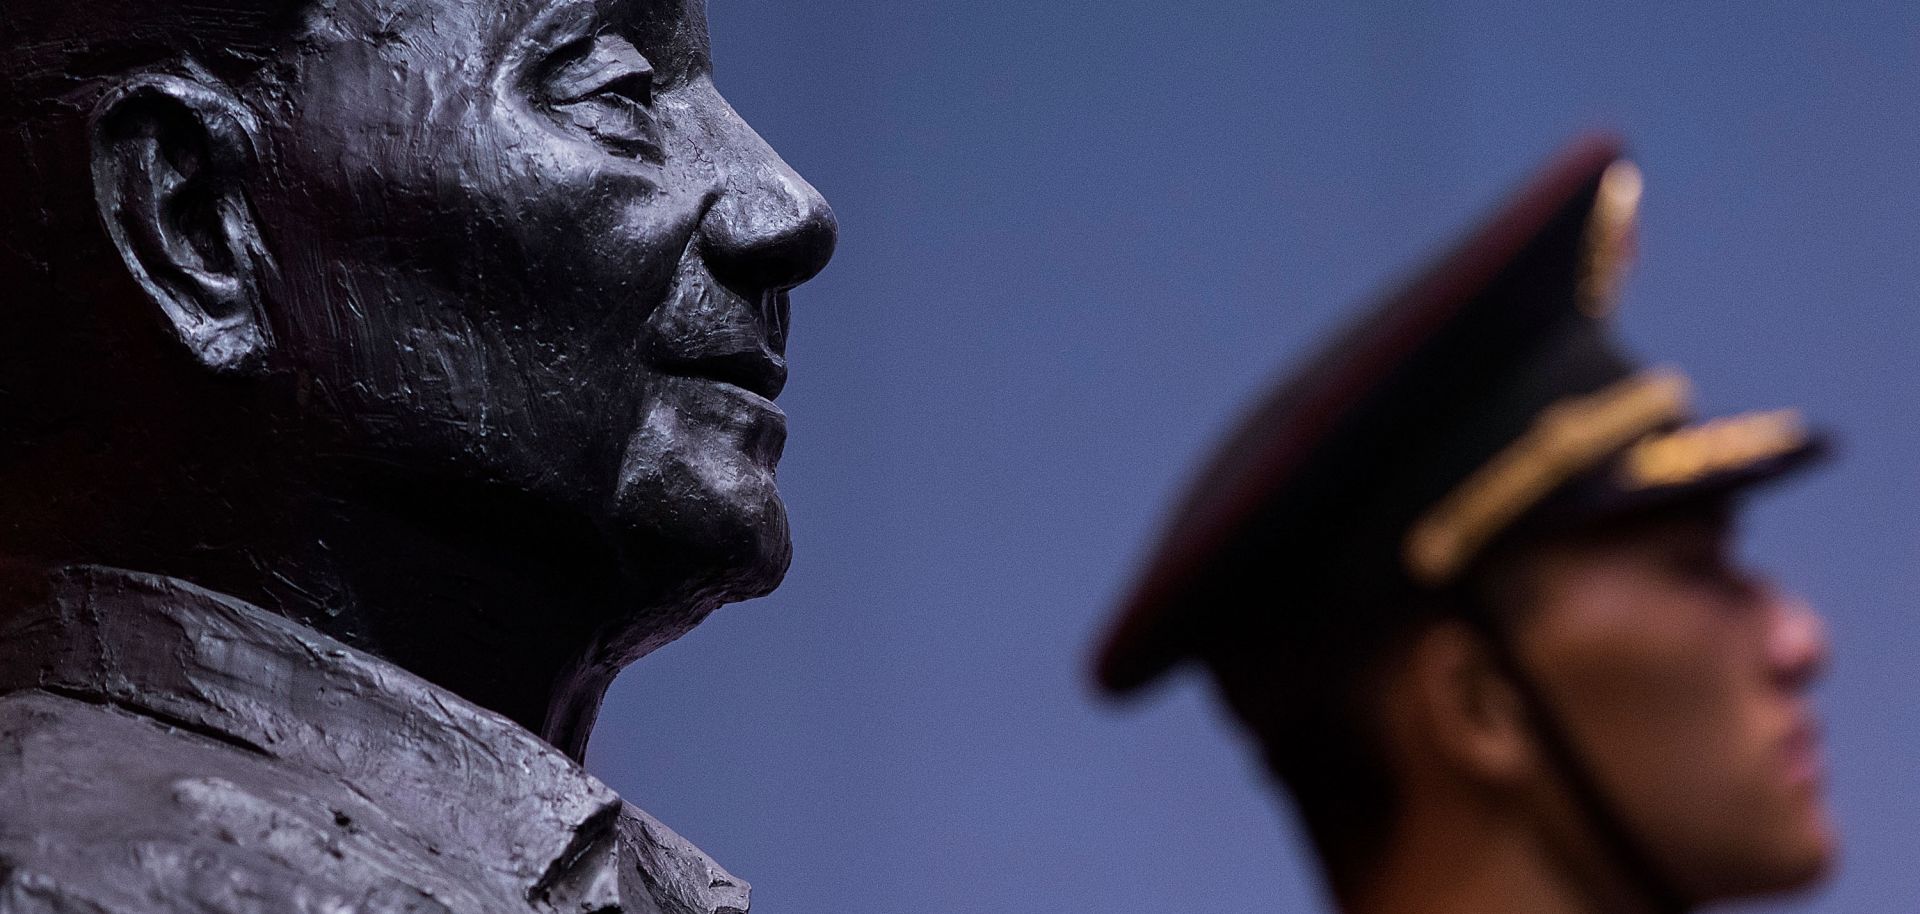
[{"xmin": 301, "ymin": 0, "xmax": 709, "ymax": 62}]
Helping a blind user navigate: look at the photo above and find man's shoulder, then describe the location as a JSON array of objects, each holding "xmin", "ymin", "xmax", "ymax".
[{"xmin": 0, "ymin": 689, "xmax": 480, "ymax": 914}]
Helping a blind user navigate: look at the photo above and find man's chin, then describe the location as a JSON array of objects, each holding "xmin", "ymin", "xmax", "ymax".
[
  {"xmin": 1767, "ymin": 812, "xmax": 1840, "ymax": 894},
  {"xmin": 1694, "ymin": 809, "xmax": 1838, "ymax": 902}
]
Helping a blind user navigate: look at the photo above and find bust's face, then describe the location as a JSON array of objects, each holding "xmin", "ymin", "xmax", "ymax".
[{"xmin": 242, "ymin": 0, "xmax": 835, "ymax": 604}]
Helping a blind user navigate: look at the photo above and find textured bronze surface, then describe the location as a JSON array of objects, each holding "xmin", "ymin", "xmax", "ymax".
[{"xmin": 0, "ymin": 1, "xmax": 836, "ymax": 909}]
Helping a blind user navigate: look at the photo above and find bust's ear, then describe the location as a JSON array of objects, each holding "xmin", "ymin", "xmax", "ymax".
[{"xmin": 91, "ymin": 70, "xmax": 273, "ymax": 374}]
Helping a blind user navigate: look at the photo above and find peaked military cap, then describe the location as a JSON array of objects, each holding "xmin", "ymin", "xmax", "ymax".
[{"xmin": 1095, "ymin": 135, "xmax": 1825, "ymax": 694}]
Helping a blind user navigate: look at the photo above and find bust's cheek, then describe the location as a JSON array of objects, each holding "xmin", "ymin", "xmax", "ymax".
[{"xmin": 491, "ymin": 171, "xmax": 703, "ymax": 319}]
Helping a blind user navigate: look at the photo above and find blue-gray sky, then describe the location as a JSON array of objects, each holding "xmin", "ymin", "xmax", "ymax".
[{"xmin": 586, "ymin": 3, "xmax": 1919, "ymax": 912}]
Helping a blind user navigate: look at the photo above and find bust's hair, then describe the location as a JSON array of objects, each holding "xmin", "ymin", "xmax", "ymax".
[{"xmin": 0, "ymin": 0, "xmax": 309, "ymax": 457}]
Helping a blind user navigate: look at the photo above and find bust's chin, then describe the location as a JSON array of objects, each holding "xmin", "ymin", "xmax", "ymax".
[{"xmin": 608, "ymin": 379, "xmax": 793, "ymax": 616}]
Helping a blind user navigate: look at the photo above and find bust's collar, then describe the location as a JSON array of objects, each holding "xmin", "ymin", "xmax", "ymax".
[{"xmin": 0, "ymin": 564, "xmax": 746, "ymax": 914}]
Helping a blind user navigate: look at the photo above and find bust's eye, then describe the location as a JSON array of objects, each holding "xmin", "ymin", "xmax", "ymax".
[{"xmin": 539, "ymin": 34, "xmax": 661, "ymax": 158}]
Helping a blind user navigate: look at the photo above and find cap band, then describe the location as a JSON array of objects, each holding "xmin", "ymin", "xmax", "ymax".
[{"xmin": 1405, "ymin": 368, "xmax": 1692, "ymax": 585}]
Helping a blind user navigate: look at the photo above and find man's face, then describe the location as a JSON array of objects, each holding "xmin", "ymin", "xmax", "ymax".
[
  {"xmin": 242, "ymin": 0, "xmax": 836, "ymax": 607},
  {"xmin": 1508, "ymin": 503, "xmax": 1835, "ymax": 900}
]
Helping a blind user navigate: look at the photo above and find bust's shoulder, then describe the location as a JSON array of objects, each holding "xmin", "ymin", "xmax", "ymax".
[
  {"xmin": 0, "ymin": 567, "xmax": 750, "ymax": 914},
  {"xmin": 0, "ymin": 686, "xmax": 352, "ymax": 839},
  {"xmin": 616, "ymin": 802, "xmax": 751, "ymax": 914},
  {"xmin": 0, "ymin": 689, "xmax": 475, "ymax": 914}
]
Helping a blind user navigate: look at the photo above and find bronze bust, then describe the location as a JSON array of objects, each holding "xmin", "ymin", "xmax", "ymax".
[{"xmin": 0, "ymin": 0, "xmax": 836, "ymax": 910}]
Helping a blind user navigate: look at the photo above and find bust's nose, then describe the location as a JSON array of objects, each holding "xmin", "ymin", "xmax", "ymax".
[{"xmin": 698, "ymin": 130, "xmax": 838, "ymax": 294}]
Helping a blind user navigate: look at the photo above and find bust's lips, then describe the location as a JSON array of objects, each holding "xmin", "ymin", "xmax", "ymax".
[
  {"xmin": 666, "ymin": 346, "xmax": 787, "ymax": 401},
  {"xmin": 643, "ymin": 278, "xmax": 790, "ymax": 400},
  {"xmin": 621, "ymin": 372, "xmax": 788, "ymax": 481}
]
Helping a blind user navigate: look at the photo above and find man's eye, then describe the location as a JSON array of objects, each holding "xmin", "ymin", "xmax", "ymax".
[
  {"xmin": 1663, "ymin": 543, "xmax": 1762, "ymax": 603},
  {"xmin": 540, "ymin": 34, "xmax": 661, "ymax": 157},
  {"xmin": 1666, "ymin": 542, "xmax": 1724, "ymax": 576}
]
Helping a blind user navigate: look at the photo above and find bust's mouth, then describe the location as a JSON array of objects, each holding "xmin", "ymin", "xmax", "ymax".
[
  {"xmin": 643, "ymin": 281, "xmax": 791, "ymax": 401},
  {"xmin": 672, "ymin": 348, "xmax": 787, "ymax": 401}
]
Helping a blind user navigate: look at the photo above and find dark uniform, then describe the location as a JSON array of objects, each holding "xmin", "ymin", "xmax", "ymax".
[
  {"xmin": 0, "ymin": 566, "xmax": 749, "ymax": 914},
  {"xmin": 1093, "ymin": 136, "xmax": 1826, "ymax": 912}
]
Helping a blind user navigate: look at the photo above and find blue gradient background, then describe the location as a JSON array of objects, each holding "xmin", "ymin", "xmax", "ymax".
[{"xmin": 586, "ymin": 3, "xmax": 1920, "ymax": 912}]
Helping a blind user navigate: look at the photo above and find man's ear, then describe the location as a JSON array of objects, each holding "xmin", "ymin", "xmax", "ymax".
[
  {"xmin": 1403, "ymin": 620, "xmax": 1536, "ymax": 786},
  {"xmin": 91, "ymin": 69, "xmax": 273, "ymax": 374}
]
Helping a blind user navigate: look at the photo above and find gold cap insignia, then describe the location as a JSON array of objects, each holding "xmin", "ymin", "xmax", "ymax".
[{"xmin": 1580, "ymin": 160, "xmax": 1643, "ymax": 318}]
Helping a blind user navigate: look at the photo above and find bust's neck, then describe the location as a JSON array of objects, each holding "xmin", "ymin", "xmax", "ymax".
[
  {"xmin": 250, "ymin": 483, "xmax": 641, "ymax": 761},
  {"xmin": 0, "ymin": 430, "xmax": 688, "ymax": 761}
]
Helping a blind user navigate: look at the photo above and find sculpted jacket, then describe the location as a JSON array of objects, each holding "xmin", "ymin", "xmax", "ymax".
[{"xmin": 0, "ymin": 566, "xmax": 748, "ymax": 914}]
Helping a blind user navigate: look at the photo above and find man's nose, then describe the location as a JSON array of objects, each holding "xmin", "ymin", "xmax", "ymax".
[
  {"xmin": 697, "ymin": 122, "xmax": 838, "ymax": 294},
  {"xmin": 1767, "ymin": 590, "xmax": 1830, "ymax": 693}
]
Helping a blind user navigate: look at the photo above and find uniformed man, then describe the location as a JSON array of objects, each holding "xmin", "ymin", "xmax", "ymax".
[{"xmin": 1093, "ymin": 138, "xmax": 1836, "ymax": 914}]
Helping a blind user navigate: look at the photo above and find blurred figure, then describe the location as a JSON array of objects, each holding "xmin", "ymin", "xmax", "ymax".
[{"xmin": 1094, "ymin": 138, "xmax": 1835, "ymax": 914}]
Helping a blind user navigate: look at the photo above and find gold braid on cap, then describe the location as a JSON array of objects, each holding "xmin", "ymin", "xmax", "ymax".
[
  {"xmin": 1619, "ymin": 409, "xmax": 1808, "ymax": 490},
  {"xmin": 1404, "ymin": 369, "xmax": 1692, "ymax": 586}
]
